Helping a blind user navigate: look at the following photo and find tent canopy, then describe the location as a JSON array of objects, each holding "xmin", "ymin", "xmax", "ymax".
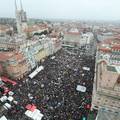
[
  {"xmin": 25, "ymin": 109, "xmax": 44, "ymax": 120},
  {"xmin": 83, "ymin": 67, "xmax": 90, "ymax": 71},
  {"xmin": 25, "ymin": 104, "xmax": 37, "ymax": 112},
  {"xmin": 0, "ymin": 116, "xmax": 7, "ymax": 120},
  {"xmin": 76, "ymin": 85, "xmax": 86, "ymax": 92}
]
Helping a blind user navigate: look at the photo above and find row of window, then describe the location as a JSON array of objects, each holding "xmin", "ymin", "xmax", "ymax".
[{"xmin": 97, "ymin": 98, "xmax": 120, "ymax": 107}]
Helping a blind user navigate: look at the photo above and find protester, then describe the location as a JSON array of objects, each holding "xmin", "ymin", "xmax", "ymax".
[{"xmin": 4, "ymin": 48, "xmax": 95, "ymax": 120}]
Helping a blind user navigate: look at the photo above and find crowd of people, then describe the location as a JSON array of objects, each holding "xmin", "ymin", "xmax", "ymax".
[{"xmin": 3, "ymin": 48, "xmax": 96, "ymax": 120}]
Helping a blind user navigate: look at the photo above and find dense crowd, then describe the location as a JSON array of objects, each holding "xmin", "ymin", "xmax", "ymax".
[{"xmin": 4, "ymin": 48, "xmax": 95, "ymax": 120}]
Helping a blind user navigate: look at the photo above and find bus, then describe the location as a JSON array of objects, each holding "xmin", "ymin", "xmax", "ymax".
[{"xmin": 29, "ymin": 66, "xmax": 44, "ymax": 79}]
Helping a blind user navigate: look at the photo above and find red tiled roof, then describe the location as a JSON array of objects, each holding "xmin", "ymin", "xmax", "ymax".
[
  {"xmin": 100, "ymin": 37, "xmax": 120, "ymax": 46},
  {"xmin": 112, "ymin": 45, "xmax": 120, "ymax": 49},
  {"xmin": 15, "ymin": 53, "xmax": 24, "ymax": 61},
  {"xmin": 99, "ymin": 48, "xmax": 111, "ymax": 52},
  {"xmin": 0, "ymin": 52, "xmax": 14, "ymax": 61},
  {"xmin": 24, "ymin": 24, "xmax": 48, "ymax": 33},
  {"xmin": 102, "ymin": 39, "xmax": 113, "ymax": 44},
  {"xmin": 0, "ymin": 52, "xmax": 24, "ymax": 62}
]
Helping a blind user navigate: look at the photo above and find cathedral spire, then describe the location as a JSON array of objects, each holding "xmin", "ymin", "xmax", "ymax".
[
  {"xmin": 20, "ymin": 0, "xmax": 23, "ymax": 10},
  {"xmin": 15, "ymin": 0, "xmax": 17, "ymax": 10}
]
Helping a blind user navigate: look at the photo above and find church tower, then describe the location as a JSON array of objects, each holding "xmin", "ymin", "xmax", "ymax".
[{"xmin": 15, "ymin": 0, "xmax": 28, "ymax": 34}]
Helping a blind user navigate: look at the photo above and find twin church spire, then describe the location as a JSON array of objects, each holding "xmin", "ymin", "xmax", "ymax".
[
  {"xmin": 15, "ymin": 0, "xmax": 23, "ymax": 11},
  {"xmin": 15, "ymin": 0, "xmax": 27, "ymax": 34}
]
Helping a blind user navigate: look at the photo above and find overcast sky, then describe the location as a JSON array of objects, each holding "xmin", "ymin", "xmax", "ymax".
[{"xmin": 0, "ymin": 0, "xmax": 120, "ymax": 20}]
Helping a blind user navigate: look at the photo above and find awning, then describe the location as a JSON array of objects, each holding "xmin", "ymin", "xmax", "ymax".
[
  {"xmin": 0, "ymin": 96, "xmax": 7, "ymax": 102},
  {"xmin": 7, "ymin": 96, "xmax": 14, "ymax": 102},
  {"xmin": 76, "ymin": 85, "xmax": 86, "ymax": 92},
  {"xmin": 25, "ymin": 104, "xmax": 37, "ymax": 112},
  {"xmin": 3, "ymin": 103, "xmax": 11, "ymax": 110},
  {"xmin": 25, "ymin": 109, "xmax": 44, "ymax": 120},
  {"xmin": 0, "ymin": 116, "xmax": 7, "ymax": 120},
  {"xmin": 83, "ymin": 67, "xmax": 90, "ymax": 71},
  {"xmin": 51, "ymin": 56, "xmax": 55, "ymax": 59}
]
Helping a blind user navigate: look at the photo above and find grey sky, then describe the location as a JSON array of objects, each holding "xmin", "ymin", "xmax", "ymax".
[{"xmin": 0, "ymin": 0, "xmax": 120, "ymax": 20}]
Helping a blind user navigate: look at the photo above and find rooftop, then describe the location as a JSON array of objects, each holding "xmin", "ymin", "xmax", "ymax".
[
  {"xmin": 96, "ymin": 108, "xmax": 120, "ymax": 120},
  {"xmin": 107, "ymin": 65, "xmax": 120, "ymax": 74},
  {"xmin": 0, "ymin": 52, "xmax": 24, "ymax": 62},
  {"xmin": 0, "ymin": 52, "xmax": 14, "ymax": 61}
]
